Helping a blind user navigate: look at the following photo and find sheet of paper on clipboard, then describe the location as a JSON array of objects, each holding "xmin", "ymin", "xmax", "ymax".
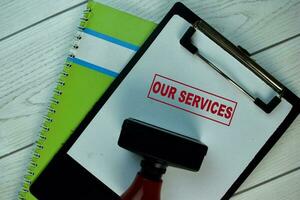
[{"xmin": 46, "ymin": 3, "xmax": 300, "ymax": 200}]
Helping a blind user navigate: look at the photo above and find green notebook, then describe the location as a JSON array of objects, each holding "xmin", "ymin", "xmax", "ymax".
[{"xmin": 19, "ymin": 1, "xmax": 156, "ymax": 199}]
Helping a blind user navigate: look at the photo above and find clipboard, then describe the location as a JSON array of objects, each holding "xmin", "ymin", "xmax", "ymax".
[{"xmin": 31, "ymin": 2, "xmax": 300, "ymax": 200}]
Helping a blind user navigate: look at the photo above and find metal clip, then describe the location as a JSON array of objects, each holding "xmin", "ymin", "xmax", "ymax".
[{"xmin": 180, "ymin": 23, "xmax": 284, "ymax": 113}]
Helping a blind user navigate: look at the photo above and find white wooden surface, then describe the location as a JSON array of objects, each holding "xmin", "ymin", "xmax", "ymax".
[{"xmin": 0, "ymin": 0, "xmax": 299, "ymax": 199}]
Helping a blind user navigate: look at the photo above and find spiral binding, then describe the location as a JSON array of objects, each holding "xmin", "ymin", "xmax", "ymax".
[{"xmin": 18, "ymin": 6, "xmax": 92, "ymax": 200}]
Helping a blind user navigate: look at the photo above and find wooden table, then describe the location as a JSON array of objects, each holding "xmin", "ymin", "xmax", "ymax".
[{"xmin": 1, "ymin": 0, "xmax": 299, "ymax": 199}]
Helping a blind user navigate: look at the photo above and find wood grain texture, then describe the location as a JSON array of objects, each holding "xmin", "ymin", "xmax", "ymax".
[
  {"xmin": 96, "ymin": 0, "xmax": 300, "ymax": 53},
  {"xmin": 0, "ymin": 0, "xmax": 300, "ymax": 200},
  {"xmin": 0, "ymin": 22, "xmax": 299, "ymax": 200},
  {"xmin": 237, "ymin": 117, "xmax": 300, "ymax": 193},
  {"xmin": 1, "ymin": 0, "xmax": 299, "ymax": 157},
  {"xmin": 254, "ymin": 37, "xmax": 300, "ymax": 95},
  {"xmin": 0, "ymin": 148, "xmax": 299, "ymax": 200},
  {"xmin": 0, "ymin": 0, "xmax": 85, "ymax": 40},
  {"xmin": 0, "ymin": 147, "xmax": 33, "ymax": 200},
  {"xmin": 235, "ymin": 36, "xmax": 300, "ymax": 192},
  {"xmin": 233, "ymin": 169, "xmax": 300, "ymax": 199},
  {"xmin": 0, "ymin": 5, "xmax": 85, "ymax": 156}
]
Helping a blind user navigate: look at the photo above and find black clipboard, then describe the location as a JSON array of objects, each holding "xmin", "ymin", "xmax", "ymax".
[{"xmin": 31, "ymin": 2, "xmax": 300, "ymax": 200}]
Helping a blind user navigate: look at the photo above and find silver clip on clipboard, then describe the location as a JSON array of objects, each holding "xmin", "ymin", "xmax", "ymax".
[{"xmin": 180, "ymin": 21, "xmax": 285, "ymax": 113}]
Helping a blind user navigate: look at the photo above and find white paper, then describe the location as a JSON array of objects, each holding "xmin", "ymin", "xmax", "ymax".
[
  {"xmin": 68, "ymin": 15, "xmax": 292, "ymax": 200},
  {"xmin": 75, "ymin": 32, "xmax": 136, "ymax": 73}
]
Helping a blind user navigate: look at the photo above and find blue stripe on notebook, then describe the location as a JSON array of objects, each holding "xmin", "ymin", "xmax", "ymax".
[
  {"xmin": 67, "ymin": 57, "xmax": 119, "ymax": 78},
  {"xmin": 83, "ymin": 28, "xmax": 139, "ymax": 51}
]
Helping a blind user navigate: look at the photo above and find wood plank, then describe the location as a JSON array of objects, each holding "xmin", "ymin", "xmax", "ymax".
[
  {"xmin": 1, "ymin": 0, "xmax": 299, "ymax": 52},
  {"xmin": 0, "ymin": 144, "xmax": 300, "ymax": 199},
  {"xmin": 0, "ymin": 29, "xmax": 299, "ymax": 200},
  {"xmin": 0, "ymin": 5, "xmax": 86, "ymax": 156},
  {"xmin": 235, "ymin": 36, "xmax": 300, "ymax": 192},
  {"xmin": 0, "ymin": 147, "xmax": 33, "ymax": 200},
  {"xmin": 253, "ymin": 37, "xmax": 300, "ymax": 95},
  {"xmin": 1, "ymin": 0, "xmax": 300, "ymax": 157},
  {"xmin": 97, "ymin": 0, "xmax": 300, "ymax": 53},
  {"xmin": 236, "ymin": 117, "xmax": 300, "ymax": 192},
  {"xmin": 0, "ymin": 0, "xmax": 85, "ymax": 40},
  {"xmin": 232, "ymin": 169, "xmax": 300, "ymax": 200},
  {"xmin": 0, "ymin": 1, "xmax": 300, "ymax": 199}
]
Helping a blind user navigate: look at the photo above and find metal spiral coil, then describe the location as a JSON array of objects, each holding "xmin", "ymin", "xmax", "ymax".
[
  {"xmin": 43, "ymin": 115, "xmax": 53, "ymax": 122},
  {"xmin": 53, "ymin": 89, "xmax": 63, "ymax": 95},
  {"xmin": 30, "ymin": 161, "xmax": 38, "ymax": 167},
  {"xmin": 41, "ymin": 125, "xmax": 50, "ymax": 132},
  {"xmin": 18, "ymin": 6, "xmax": 92, "ymax": 199},
  {"xmin": 57, "ymin": 80, "xmax": 65, "ymax": 86},
  {"xmin": 50, "ymin": 97, "xmax": 59, "ymax": 105},
  {"xmin": 24, "ymin": 178, "xmax": 32, "ymax": 185},
  {"xmin": 61, "ymin": 71, "xmax": 69, "ymax": 77}
]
